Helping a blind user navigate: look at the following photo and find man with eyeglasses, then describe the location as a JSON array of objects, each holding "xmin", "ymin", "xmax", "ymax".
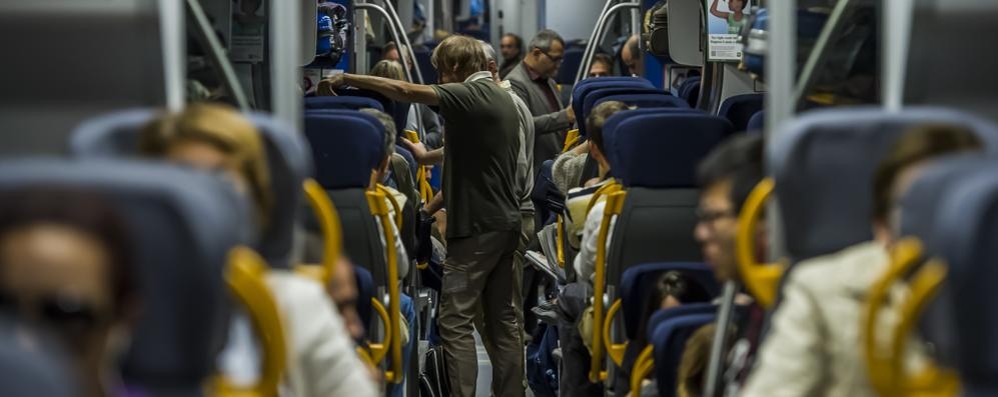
[{"xmin": 506, "ymin": 29, "xmax": 577, "ymax": 173}]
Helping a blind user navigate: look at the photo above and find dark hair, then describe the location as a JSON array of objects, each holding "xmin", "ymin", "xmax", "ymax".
[
  {"xmin": 696, "ymin": 134, "xmax": 764, "ymax": 213},
  {"xmin": 592, "ymin": 53, "xmax": 614, "ymax": 69},
  {"xmin": 0, "ymin": 188, "xmax": 136, "ymax": 316},
  {"xmin": 732, "ymin": 0, "xmax": 748, "ymax": 11},
  {"xmin": 502, "ymin": 33, "xmax": 523, "ymax": 51},
  {"xmin": 871, "ymin": 124, "xmax": 983, "ymax": 221},
  {"xmin": 587, "ymin": 100, "xmax": 630, "ymax": 153}
]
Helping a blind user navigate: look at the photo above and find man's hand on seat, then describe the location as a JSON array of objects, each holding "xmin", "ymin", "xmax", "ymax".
[
  {"xmin": 317, "ymin": 74, "xmax": 345, "ymax": 96},
  {"xmin": 401, "ymin": 137, "xmax": 444, "ymax": 165}
]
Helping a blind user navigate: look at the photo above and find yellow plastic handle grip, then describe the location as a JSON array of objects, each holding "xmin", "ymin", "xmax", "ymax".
[
  {"xmin": 735, "ymin": 178, "xmax": 784, "ymax": 308},
  {"xmin": 630, "ymin": 345, "xmax": 655, "ymax": 397},
  {"xmin": 366, "ymin": 190, "xmax": 404, "ymax": 384},
  {"xmin": 375, "ymin": 184, "xmax": 404, "ymax": 229},
  {"xmin": 367, "ymin": 297, "xmax": 394, "ymax": 366},
  {"xmin": 295, "ymin": 179, "xmax": 343, "ymax": 283},
  {"xmin": 590, "ymin": 191, "xmax": 627, "ymax": 383},
  {"xmin": 214, "ymin": 247, "xmax": 287, "ymax": 397},
  {"xmin": 603, "ymin": 298, "xmax": 627, "ymax": 367},
  {"xmin": 562, "ymin": 129, "xmax": 581, "ymax": 153}
]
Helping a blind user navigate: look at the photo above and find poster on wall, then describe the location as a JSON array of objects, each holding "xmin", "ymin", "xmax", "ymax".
[
  {"xmin": 232, "ymin": 0, "xmax": 266, "ymax": 63},
  {"xmin": 706, "ymin": 0, "xmax": 751, "ymax": 62}
]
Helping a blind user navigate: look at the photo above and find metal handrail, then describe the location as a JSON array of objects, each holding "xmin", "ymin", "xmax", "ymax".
[
  {"xmin": 576, "ymin": 2, "xmax": 641, "ymax": 84},
  {"xmin": 355, "ymin": 3, "xmax": 414, "ymax": 84},
  {"xmin": 575, "ymin": 0, "xmax": 617, "ymax": 84},
  {"xmin": 793, "ymin": 0, "xmax": 856, "ymax": 109},
  {"xmin": 186, "ymin": 0, "xmax": 251, "ymax": 110},
  {"xmin": 382, "ymin": 0, "xmax": 425, "ymax": 84}
]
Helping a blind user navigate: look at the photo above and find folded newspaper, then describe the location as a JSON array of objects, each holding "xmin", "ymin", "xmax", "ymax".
[{"xmin": 529, "ymin": 223, "xmax": 566, "ymax": 283}]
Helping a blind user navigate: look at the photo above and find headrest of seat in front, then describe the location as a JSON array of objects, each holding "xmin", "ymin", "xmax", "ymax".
[
  {"xmin": 305, "ymin": 95, "xmax": 384, "ymax": 111},
  {"xmin": 304, "ymin": 109, "xmax": 386, "ymax": 190},
  {"xmin": 620, "ymin": 262, "xmax": 719, "ymax": 340}
]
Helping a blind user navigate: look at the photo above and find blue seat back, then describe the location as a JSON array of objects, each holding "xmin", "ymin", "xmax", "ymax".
[
  {"xmin": 354, "ymin": 265, "xmax": 374, "ymax": 335},
  {"xmin": 571, "ymin": 77, "xmax": 653, "ymax": 136},
  {"xmin": 304, "ymin": 110, "xmax": 386, "ymax": 190},
  {"xmin": 718, "ymin": 93, "xmax": 764, "ymax": 132},
  {"xmin": 70, "ymin": 109, "xmax": 312, "ymax": 269},
  {"xmin": 678, "ymin": 77, "xmax": 701, "ymax": 107},
  {"xmin": 620, "ymin": 263, "xmax": 719, "ymax": 340},
  {"xmin": 305, "ymin": 96, "xmax": 384, "ymax": 111},
  {"xmin": 334, "ymin": 88, "xmax": 410, "ymax": 136},
  {"xmin": 414, "ymin": 47, "xmax": 437, "ymax": 84},
  {"xmin": 594, "ymin": 93, "xmax": 690, "ymax": 113},
  {"xmin": 747, "ymin": 110, "xmax": 765, "ymax": 132},
  {"xmin": 0, "ymin": 158, "xmax": 248, "ymax": 391},
  {"xmin": 652, "ymin": 312, "xmax": 717, "ymax": 397},
  {"xmin": 556, "ymin": 47, "xmax": 584, "ymax": 85},
  {"xmin": 582, "ymin": 87, "xmax": 687, "ymax": 130},
  {"xmin": 769, "ymin": 107, "xmax": 998, "ymax": 263}
]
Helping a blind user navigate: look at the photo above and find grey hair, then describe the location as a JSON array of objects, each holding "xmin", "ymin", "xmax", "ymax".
[
  {"xmin": 529, "ymin": 29, "xmax": 565, "ymax": 52},
  {"xmin": 359, "ymin": 108, "xmax": 396, "ymax": 159},
  {"xmin": 478, "ymin": 40, "xmax": 497, "ymax": 68}
]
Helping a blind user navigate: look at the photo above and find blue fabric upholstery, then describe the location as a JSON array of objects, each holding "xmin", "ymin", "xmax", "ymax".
[
  {"xmin": 620, "ymin": 263, "xmax": 719, "ymax": 340},
  {"xmin": 305, "ymin": 110, "xmax": 386, "ymax": 190},
  {"xmin": 769, "ymin": 106, "xmax": 998, "ymax": 263},
  {"xmin": 718, "ymin": 93, "xmax": 764, "ymax": 132},
  {"xmin": 747, "ymin": 110, "xmax": 765, "ymax": 132},
  {"xmin": 571, "ymin": 77, "xmax": 653, "ymax": 135},
  {"xmin": 651, "ymin": 312, "xmax": 717, "ymax": 397},
  {"xmin": 334, "ymin": 88, "xmax": 410, "ymax": 135},
  {"xmin": 354, "ymin": 265, "xmax": 374, "ymax": 333},
  {"xmin": 594, "ymin": 93, "xmax": 690, "ymax": 113},
  {"xmin": 603, "ymin": 109, "xmax": 734, "ymax": 188},
  {"xmin": 0, "ymin": 319, "xmax": 75, "ymax": 397},
  {"xmin": 582, "ymin": 87, "xmax": 686, "ymax": 131},
  {"xmin": 678, "ymin": 77, "xmax": 701, "ymax": 107},
  {"xmin": 414, "ymin": 47, "xmax": 437, "ymax": 84},
  {"xmin": 305, "ymin": 95, "xmax": 384, "ymax": 111},
  {"xmin": 0, "ymin": 158, "xmax": 248, "ymax": 392},
  {"xmin": 556, "ymin": 47, "xmax": 584, "ymax": 84},
  {"xmin": 70, "ymin": 109, "xmax": 312, "ymax": 270}
]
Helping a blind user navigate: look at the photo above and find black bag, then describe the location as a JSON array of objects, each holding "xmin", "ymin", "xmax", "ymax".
[{"xmin": 419, "ymin": 345, "xmax": 449, "ymax": 397}]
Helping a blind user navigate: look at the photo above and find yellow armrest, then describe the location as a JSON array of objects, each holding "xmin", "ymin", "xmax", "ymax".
[
  {"xmin": 590, "ymin": 191, "xmax": 627, "ymax": 383},
  {"xmin": 603, "ymin": 298, "xmax": 626, "ymax": 367},
  {"xmin": 294, "ymin": 179, "xmax": 343, "ymax": 283},
  {"xmin": 735, "ymin": 178, "xmax": 785, "ymax": 308},
  {"xmin": 556, "ymin": 215, "xmax": 566, "ymax": 268},
  {"xmin": 375, "ymin": 184, "xmax": 404, "ymax": 230},
  {"xmin": 214, "ymin": 247, "xmax": 286, "ymax": 397},
  {"xmin": 366, "ymin": 190, "xmax": 404, "ymax": 384},
  {"xmin": 630, "ymin": 345, "xmax": 655, "ymax": 397},
  {"xmin": 367, "ymin": 297, "xmax": 394, "ymax": 365},
  {"xmin": 562, "ymin": 129, "xmax": 581, "ymax": 153}
]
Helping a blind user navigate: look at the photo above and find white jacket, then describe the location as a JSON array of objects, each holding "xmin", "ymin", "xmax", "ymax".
[{"xmin": 741, "ymin": 241, "xmax": 924, "ymax": 397}]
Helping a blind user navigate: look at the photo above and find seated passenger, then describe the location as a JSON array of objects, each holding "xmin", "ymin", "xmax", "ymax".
[
  {"xmin": 621, "ymin": 34, "xmax": 644, "ymax": 77},
  {"xmin": 325, "ymin": 256, "xmax": 381, "ymax": 383},
  {"xmin": 588, "ymin": 53, "xmax": 614, "ymax": 78},
  {"xmin": 692, "ymin": 133, "xmax": 765, "ymax": 392},
  {"xmin": 677, "ymin": 323, "xmax": 723, "ymax": 397},
  {"xmin": 741, "ymin": 125, "xmax": 983, "ymax": 396},
  {"xmin": 0, "ymin": 188, "xmax": 138, "ymax": 397},
  {"xmin": 369, "ymin": 59, "xmax": 444, "ymax": 150},
  {"xmin": 139, "ymin": 103, "xmax": 377, "ymax": 397}
]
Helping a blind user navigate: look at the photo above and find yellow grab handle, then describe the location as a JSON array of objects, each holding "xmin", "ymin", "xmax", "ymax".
[
  {"xmin": 214, "ymin": 247, "xmax": 286, "ymax": 397},
  {"xmin": 735, "ymin": 178, "xmax": 784, "ymax": 308},
  {"xmin": 893, "ymin": 260, "xmax": 959, "ymax": 396},
  {"xmin": 356, "ymin": 345, "xmax": 376, "ymax": 368},
  {"xmin": 404, "ymin": 130, "xmax": 434, "ymax": 203},
  {"xmin": 630, "ymin": 345, "xmax": 655, "ymax": 397},
  {"xmin": 590, "ymin": 191, "xmax": 627, "ymax": 383},
  {"xmin": 556, "ymin": 215, "xmax": 566, "ymax": 268},
  {"xmin": 367, "ymin": 297, "xmax": 394, "ymax": 365},
  {"xmin": 375, "ymin": 184, "xmax": 404, "ymax": 230},
  {"xmin": 587, "ymin": 180, "xmax": 622, "ymax": 215},
  {"xmin": 562, "ymin": 129, "xmax": 581, "ymax": 153},
  {"xmin": 366, "ymin": 190, "xmax": 404, "ymax": 384},
  {"xmin": 294, "ymin": 179, "xmax": 343, "ymax": 283},
  {"xmin": 602, "ymin": 298, "xmax": 627, "ymax": 367}
]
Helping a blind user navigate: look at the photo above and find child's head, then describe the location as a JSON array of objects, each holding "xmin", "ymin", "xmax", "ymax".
[{"xmin": 730, "ymin": 0, "xmax": 746, "ymax": 12}]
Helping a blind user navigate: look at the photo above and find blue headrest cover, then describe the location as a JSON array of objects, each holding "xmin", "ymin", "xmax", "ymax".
[
  {"xmin": 305, "ymin": 96, "xmax": 384, "ymax": 111},
  {"xmin": 0, "ymin": 158, "xmax": 248, "ymax": 387},
  {"xmin": 305, "ymin": 110, "xmax": 386, "ymax": 189},
  {"xmin": 621, "ymin": 263, "xmax": 719, "ymax": 340},
  {"xmin": 572, "ymin": 77, "xmax": 653, "ymax": 133},
  {"xmin": 769, "ymin": 106, "xmax": 998, "ymax": 262},
  {"xmin": 747, "ymin": 110, "xmax": 765, "ymax": 132},
  {"xmin": 582, "ymin": 87, "xmax": 683, "ymax": 134},
  {"xmin": 603, "ymin": 109, "xmax": 734, "ymax": 188},
  {"xmin": 718, "ymin": 93, "xmax": 764, "ymax": 131},
  {"xmin": 594, "ymin": 93, "xmax": 690, "ymax": 114},
  {"xmin": 652, "ymin": 312, "xmax": 717, "ymax": 395}
]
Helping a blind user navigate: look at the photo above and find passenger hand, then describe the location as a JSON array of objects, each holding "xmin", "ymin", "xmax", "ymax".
[
  {"xmin": 401, "ymin": 138, "xmax": 429, "ymax": 161},
  {"xmin": 317, "ymin": 74, "xmax": 346, "ymax": 96},
  {"xmin": 565, "ymin": 105, "xmax": 576, "ymax": 124}
]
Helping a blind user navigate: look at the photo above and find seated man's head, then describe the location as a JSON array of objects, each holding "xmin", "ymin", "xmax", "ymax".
[
  {"xmin": 694, "ymin": 134, "xmax": 764, "ymax": 282},
  {"xmin": 382, "ymin": 42, "xmax": 412, "ymax": 71},
  {"xmin": 871, "ymin": 124, "xmax": 983, "ymax": 247},
  {"xmin": 500, "ymin": 33, "xmax": 523, "ymax": 63},
  {"xmin": 524, "ymin": 29, "xmax": 566, "ymax": 79},
  {"xmin": 431, "ymin": 35, "xmax": 488, "ymax": 83},
  {"xmin": 140, "ymin": 103, "xmax": 273, "ymax": 230},
  {"xmin": 621, "ymin": 34, "xmax": 643, "ymax": 77},
  {"xmin": 589, "ymin": 53, "xmax": 614, "ymax": 78},
  {"xmin": 0, "ymin": 188, "xmax": 137, "ymax": 397},
  {"xmin": 586, "ymin": 101, "xmax": 631, "ymax": 174},
  {"xmin": 370, "ymin": 59, "xmax": 406, "ymax": 81},
  {"xmin": 359, "ymin": 108, "xmax": 398, "ymax": 186}
]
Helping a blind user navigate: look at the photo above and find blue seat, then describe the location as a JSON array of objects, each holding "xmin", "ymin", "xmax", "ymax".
[
  {"xmin": 355, "ymin": 265, "xmax": 375, "ymax": 336},
  {"xmin": 582, "ymin": 87, "xmax": 688, "ymax": 132},
  {"xmin": 334, "ymin": 88, "xmax": 411, "ymax": 136},
  {"xmin": 620, "ymin": 263, "xmax": 719, "ymax": 341},
  {"xmin": 770, "ymin": 107, "xmax": 998, "ymax": 264},
  {"xmin": 414, "ymin": 46, "xmax": 437, "ymax": 84},
  {"xmin": 651, "ymin": 312, "xmax": 717, "ymax": 397},
  {"xmin": 0, "ymin": 158, "xmax": 249, "ymax": 394},
  {"xmin": 305, "ymin": 95, "xmax": 384, "ymax": 111},
  {"xmin": 718, "ymin": 93, "xmax": 764, "ymax": 132},
  {"xmin": 594, "ymin": 93, "xmax": 691, "ymax": 113},
  {"xmin": 678, "ymin": 77, "xmax": 701, "ymax": 108},
  {"xmin": 0, "ymin": 318, "xmax": 75, "ymax": 397},
  {"xmin": 571, "ymin": 77, "xmax": 653, "ymax": 136},
  {"xmin": 556, "ymin": 47, "xmax": 584, "ymax": 85},
  {"xmin": 69, "ymin": 109, "xmax": 313, "ymax": 270},
  {"xmin": 746, "ymin": 110, "xmax": 765, "ymax": 132}
]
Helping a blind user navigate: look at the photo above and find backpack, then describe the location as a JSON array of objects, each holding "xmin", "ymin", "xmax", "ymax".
[
  {"xmin": 419, "ymin": 344, "xmax": 450, "ymax": 397},
  {"xmin": 316, "ymin": 2, "xmax": 350, "ymax": 65},
  {"xmin": 526, "ymin": 323, "xmax": 560, "ymax": 397}
]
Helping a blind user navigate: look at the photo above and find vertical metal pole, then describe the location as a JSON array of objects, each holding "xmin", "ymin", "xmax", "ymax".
[
  {"xmin": 355, "ymin": 4, "xmax": 370, "ymax": 75},
  {"xmin": 703, "ymin": 281, "xmax": 738, "ymax": 397},
  {"xmin": 159, "ymin": 0, "xmax": 186, "ymax": 111},
  {"xmin": 187, "ymin": 0, "xmax": 251, "ymax": 111},
  {"xmin": 765, "ymin": 0, "xmax": 794, "ymax": 261},
  {"xmin": 883, "ymin": 0, "xmax": 912, "ymax": 112},
  {"xmin": 271, "ymin": 0, "xmax": 302, "ymax": 132},
  {"xmin": 575, "ymin": 0, "xmax": 615, "ymax": 83}
]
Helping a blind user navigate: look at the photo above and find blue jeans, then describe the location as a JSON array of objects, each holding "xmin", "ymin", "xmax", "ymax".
[{"xmin": 389, "ymin": 293, "xmax": 416, "ymax": 397}]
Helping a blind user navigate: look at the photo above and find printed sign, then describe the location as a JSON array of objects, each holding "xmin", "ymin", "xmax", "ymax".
[{"xmin": 706, "ymin": 0, "xmax": 751, "ymax": 62}]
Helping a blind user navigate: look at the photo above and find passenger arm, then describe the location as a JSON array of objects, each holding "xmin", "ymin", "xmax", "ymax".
[
  {"xmin": 533, "ymin": 109, "xmax": 573, "ymax": 136},
  {"xmin": 423, "ymin": 191, "xmax": 444, "ymax": 214},
  {"xmin": 323, "ymin": 73, "xmax": 440, "ymax": 106},
  {"xmin": 740, "ymin": 275, "xmax": 827, "ymax": 397},
  {"xmin": 573, "ymin": 201, "xmax": 607, "ymax": 283},
  {"xmin": 710, "ymin": 0, "xmax": 729, "ymax": 19},
  {"xmin": 400, "ymin": 138, "xmax": 444, "ymax": 165}
]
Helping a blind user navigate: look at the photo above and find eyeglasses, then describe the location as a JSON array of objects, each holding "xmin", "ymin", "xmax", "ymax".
[
  {"xmin": 695, "ymin": 207, "xmax": 735, "ymax": 225},
  {"xmin": 535, "ymin": 47, "xmax": 564, "ymax": 63},
  {"xmin": 0, "ymin": 290, "xmax": 111, "ymax": 351}
]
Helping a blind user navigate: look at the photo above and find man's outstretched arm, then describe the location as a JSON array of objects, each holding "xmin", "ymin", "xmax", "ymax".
[{"xmin": 319, "ymin": 73, "xmax": 440, "ymax": 106}]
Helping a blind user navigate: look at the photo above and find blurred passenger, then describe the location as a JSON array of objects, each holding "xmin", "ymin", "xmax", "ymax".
[
  {"xmin": 321, "ymin": 34, "xmax": 524, "ymax": 397},
  {"xmin": 588, "ymin": 53, "xmax": 614, "ymax": 78},
  {"xmin": 499, "ymin": 33, "xmax": 524, "ymax": 79},
  {"xmin": 742, "ymin": 125, "xmax": 983, "ymax": 397},
  {"xmin": 0, "ymin": 188, "xmax": 137, "ymax": 397},
  {"xmin": 621, "ymin": 34, "xmax": 644, "ymax": 77},
  {"xmin": 692, "ymin": 133, "xmax": 765, "ymax": 393},
  {"xmin": 324, "ymin": 256, "xmax": 381, "ymax": 384},
  {"xmin": 139, "ymin": 103, "xmax": 377, "ymax": 397},
  {"xmin": 369, "ymin": 59, "xmax": 445, "ymax": 150},
  {"xmin": 677, "ymin": 323, "xmax": 723, "ymax": 397},
  {"xmin": 507, "ymin": 29, "xmax": 578, "ymax": 171},
  {"xmin": 382, "ymin": 41, "xmax": 412, "ymax": 69}
]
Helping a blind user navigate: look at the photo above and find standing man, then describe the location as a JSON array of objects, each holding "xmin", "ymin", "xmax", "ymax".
[
  {"xmin": 320, "ymin": 35, "xmax": 523, "ymax": 397},
  {"xmin": 499, "ymin": 33, "xmax": 524, "ymax": 79},
  {"xmin": 621, "ymin": 34, "xmax": 644, "ymax": 77},
  {"xmin": 506, "ymin": 29, "xmax": 577, "ymax": 173}
]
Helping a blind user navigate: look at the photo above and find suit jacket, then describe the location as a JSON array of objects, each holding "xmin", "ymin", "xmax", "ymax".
[{"xmin": 506, "ymin": 62, "xmax": 572, "ymax": 171}]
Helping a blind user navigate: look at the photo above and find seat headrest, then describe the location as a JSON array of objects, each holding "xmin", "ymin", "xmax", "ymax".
[
  {"xmin": 305, "ymin": 96, "xmax": 384, "ymax": 111},
  {"xmin": 594, "ymin": 93, "xmax": 690, "ymax": 114},
  {"xmin": 747, "ymin": 110, "xmax": 765, "ymax": 132},
  {"xmin": 305, "ymin": 110, "xmax": 386, "ymax": 189},
  {"xmin": 335, "ymin": 88, "xmax": 410, "ymax": 135},
  {"xmin": 581, "ymin": 87, "xmax": 686, "ymax": 136},
  {"xmin": 620, "ymin": 263, "xmax": 719, "ymax": 340},
  {"xmin": 556, "ymin": 47, "xmax": 585, "ymax": 85},
  {"xmin": 572, "ymin": 77, "xmax": 653, "ymax": 134},
  {"xmin": 718, "ymin": 93, "xmax": 764, "ymax": 132},
  {"xmin": 69, "ymin": 109, "xmax": 313, "ymax": 269},
  {"xmin": 652, "ymin": 312, "xmax": 717, "ymax": 395},
  {"xmin": 603, "ymin": 109, "xmax": 734, "ymax": 188},
  {"xmin": 0, "ymin": 158, "xmax": 249, "ymax": 388},
  {"xmin": 769, "ymin": 106, "xmax": 998, "ymax": 262}
]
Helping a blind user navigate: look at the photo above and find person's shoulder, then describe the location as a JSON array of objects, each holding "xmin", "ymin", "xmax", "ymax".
[{"xmin": 787, "ymin": 241, "xmax": 887, "ymax": 293}]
